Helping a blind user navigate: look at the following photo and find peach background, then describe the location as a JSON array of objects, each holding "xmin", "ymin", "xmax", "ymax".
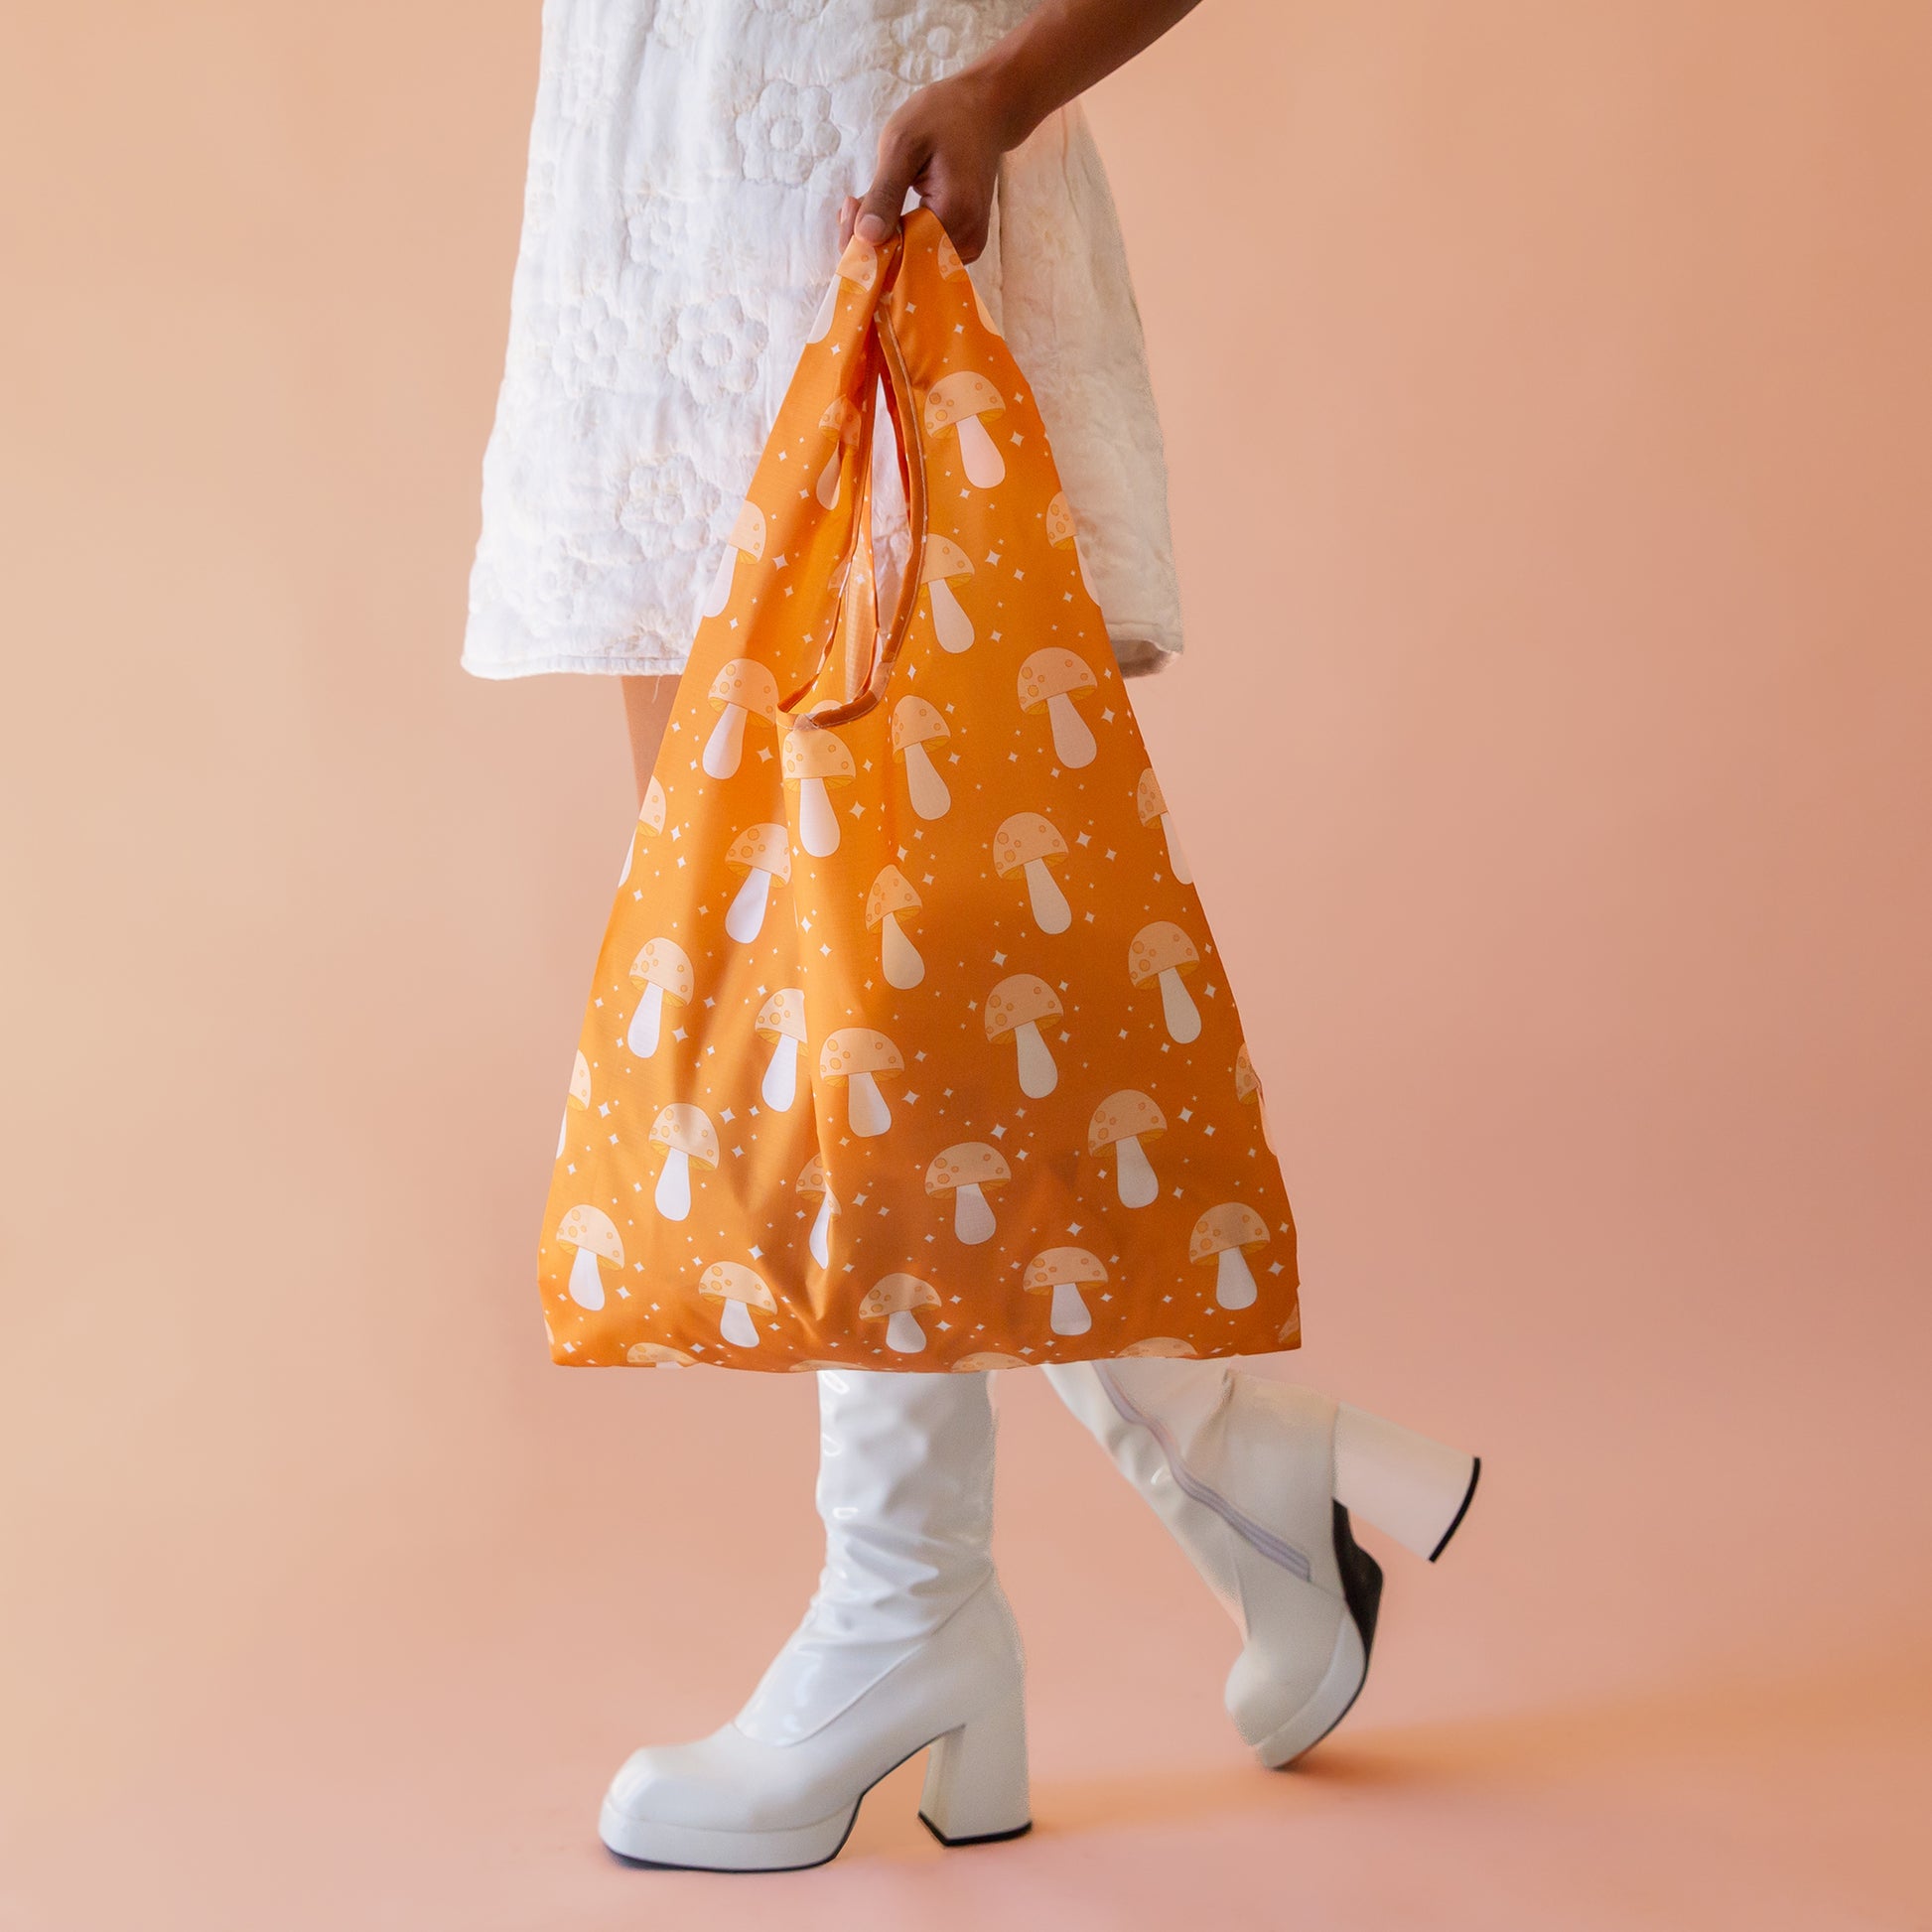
[{"xmin": 3, "ymin": 4, "xmax": 1929, "ymax": 1927}]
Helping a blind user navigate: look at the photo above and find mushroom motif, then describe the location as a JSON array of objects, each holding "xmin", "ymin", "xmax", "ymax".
[
  {"xmin": 866, "ymin": 866, "xmax": 925, "ymax": 989},
  {"xmin": 1088, "ymin": 1089, "xmax": 1166, "ymax": 1208},
  {"xmin": 816, "ymin": 398, "xmax": 864, "ymax": 508},
  {"xmin": 984, "ymin": 973, "xmax": 1063, "ymax": 1098},
  {"xmin": 1190, "ymin": 1201, "xmax": 1271, "ymax": 1310},
  {"xmin": 647, "ymin": 1102, "xmax": 718, "ymax": 1221},
  {"xmin": 624, "ymin": 936, "xmax": 693, "ymax": 1058},
  {"xmin": 805, "ymin": 233, "xmax": 878, "ymax": 344},
  {"xmin": 1135, "ymin": 767, "xmax": 1193, "ymax": 885},
  {"xmin": 626, "ymin": 1341, "xmax": 696, "ymax": 1368},
  {"xmin": 890, "ymin": 696, "xmax": 952, "ymax": 820},
  {"xmin": 860, "ymin": 1273, "xmax": 941, "ymax": 1353},
  {"xmin": 920, "ymin": 535, "xmax": 976, "ymax": 652},
  {"xmin": 1045, "ymin": 490, "xmax": 1098, "ymax": 601},
  {"xmin": 1024, "ymin": 1246, "xmax": 1107, "ymax": 1337},
  {"xmin": 924, "ymin": 369, "xmax": 1007, "ymax": 488},
  {"xmin": 723, "ymin": 823, "xmax": 791, "ymax": 942},
  {"xmin": 1119, "ymin": 1336, "xmax": 1200, "ymax": 1358},
  {"xmin": 621, "ymin": 776, "xmax": 667, "ymax": 887},
  {"xmin": 936, "ymin": 231, "xmax": 1003, "ymax": 335},
  {"xmin": 925, "ymin": 1142, "xmax": 1012, "ymax": 1245},
  {"xmin": 1235, "ymin": 1040, "xmax": 1274, "ymax": 1152},
  {"xmin": 700, "ymin": 1261, "xmax": 776, "ymax": 1349},
  {"xmin": 952, "ymin": 1351, "xmax": 1028, "ymax": 1372},
  {"xmin": 557, "ymin": 1047, "xmax": 592, "ymax": 1158},
  {"xmin": 703, "ymin": 658, "xmax": 780, "ymax": 780},
  {"xmin": 781, "ymin": 724, "xmax": 856, "ymax": 858},
  {"xmin": 819, "ymin": 1028, "xmax": 903, "ymax": 1137},
  {"xmin": 1278, "ymin": 1307, "xmax": 1302, "ymax": 1346},
  {"xmin": 697, "ymin": 498, "xmax": 765, "ymax": 621},
  {"xmin": 755, "ymin": 989, "xmax": 807, "ymax": 1111},
  {"xmin": 796, "ymin": 1154, "xmax": 839, "ymax": 1268},
  {"xmin": 556, "ymin": 1203, "xmax": 622, "ymax": 1312},
  {"xmin": 1128, "ymin": 920, "xmax": 1203, "ymax": 1043},
  {"xmin": 992, "ymin": 812, "xmax": 1070, "ymax": 933},
  {"xmin": 1017, "ymin": 647, "xmax": 1099, "ymax": 768}
]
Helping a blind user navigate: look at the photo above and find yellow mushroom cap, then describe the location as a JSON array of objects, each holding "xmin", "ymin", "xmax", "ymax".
[
  {"xmin": 921, "ymin": 534, "xmax": 974, "ymax": 585},
  {"xmin": 1136, "ymin": 767, "xmax": 1169, "ymax": 824},
  {"xmin": 700, "ymin": 1262, "xmax": 776, "ymax": 1313},
  {"xmin": 648, "ymin": 1103, "xmax": 719, "ymax": 1168},
  {"xmin": 1044, "ymin": 491, "xmax": 1078, "ymax": 549},
  {"xmin": 755, "ymin": 988, "xmax": 806, "ymax": 1043},
  {"xmin": 891, "ymin": 695, "xmax": 950, "ymax": 755},
  {"xmin": 1235, "ymin": 1042, "xmax": 1262, "ymax": 1104},
  {"xmin": 1017, "ymin": 647, "xmax": 1097, "ymax": 712},
  {"xmin": 627, "ymin": 936, "xmax": 694, "ymax": 1003},
  {"xmin": 835, "ymin": 233, "xmax": 879, "ymax": 289},
  {"xmin": 819, "ymin": 397, "xmax": 863, "ymax": 442},
  {"xmin": 992, "ymin": 811, "xmax": 1065, "ymax": 875},
  {"xmin": 727, "ymin": 499, "xmax": 766, "ymax": 560},
  {"xmin": 952, "ymin": 1351, "xmax": 1029, "ymax": 1372},
  {"xmin": 1119, "ymin": 1336, "xmax": 1198, "ymax": 1359},
  {"xmin": 860, "ymin": 1273, "xmax": 941, "ymax": 1319},
  {"xmin": 1128, "ymin": 920, "xmax": 1200, "ymax": 986},
  {"xmin": 925, "ymin": 1142, "xmax": 1011, "ymax": 1195},
  {"xmin": 788, "ymin": 1357, "xmax": 851, "ymax": 1372},
  {"xmin": 556, "ymin": 1202, "xmax": 623, "ymax": 1266},
  {"xmin": 819, "ymin": 1028, "xmax": 903, "ymax": 1082},
  {"xmin": 796, "ymin": 1153, "xmax": 830, "ymax": 1199},
  {"xmin": 626, "ymin": 1341, "xmax": 695, "ymax": 1367},
  {"xmin": 1189, "ymin": 1201, "xmax": 1270, "ymax": 1262},
  {"xmin": 1088, "ymin": 1089, "xmax": 1166, "ymax": 1153},
  {"xmin": 782, "ymin": 725, "xmax": 856, "ymax": 786},
  {"xmin": 865, "ymin": 865, "xmax": 921, "ymax": 928},
  {"xmin": 984, "ymin": 973, "xmax": 1062, "ymax": 1041},
  {"xmin": 936, "ymin": 232, "xmax": 966, "ymax": 279},
  {"xmin": 568, "ymin": 1049, "xmax": 593, "ymax": 1109},
  {"xmin": 638, "ymin": 775, "xmax": 667, "ymax": 834},
  {"xmin": 726, "ymin": 822, "xmax": 792, "ymax": 882},
  {"xmin": 709, "ymin": 657, "xmax": 779, "ymax": 722},
  {"xmin": 924, "ymin": 369, "xmax": 1004, "ymax": 432},
  {"xmin": 1024, "ymin": 1247, "xmax": 1108, "ymax": 1292}
]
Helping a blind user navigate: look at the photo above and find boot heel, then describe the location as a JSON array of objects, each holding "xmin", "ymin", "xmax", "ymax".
[
  {"xmin": 1333, "ymin": 1403, "xmax": 1480, "ymax": 1562},
  {"xmin": 918, "ymin": 1691, "xmax": 1033, "ymax": 1847}
]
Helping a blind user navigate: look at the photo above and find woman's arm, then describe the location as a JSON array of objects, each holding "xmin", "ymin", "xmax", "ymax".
[{"xmin": 840, "ymin": 0, "xmax": 1203, "ymax": 262}]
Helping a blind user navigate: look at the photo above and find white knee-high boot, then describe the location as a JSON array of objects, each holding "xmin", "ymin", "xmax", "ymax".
[
  {"xmin": 1044, "ymin": 1358, "xmax": 1478, "ymax": 1768},
  {"xmin": 600, "ymin": 1368, "xmax": 1031, "ymax": 1870}
]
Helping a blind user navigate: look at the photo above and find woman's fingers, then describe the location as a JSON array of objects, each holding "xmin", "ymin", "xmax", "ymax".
[
  {"xmin": 837, "ymin": 196, "xmax": 860, "ymax": 250},
  {"xmin": 855, "ymin": 119, "xmax": 921, "ymax": 243}
]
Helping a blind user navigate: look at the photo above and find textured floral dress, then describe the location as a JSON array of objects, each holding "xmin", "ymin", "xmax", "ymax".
[{"xmin": 463, "ymin": 0, "xmax": 1185, "ymax": 683}]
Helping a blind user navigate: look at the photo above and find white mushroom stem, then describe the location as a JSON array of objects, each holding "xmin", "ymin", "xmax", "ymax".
[
  {"xmin": 1023, "ymin": 858, "xmax": 1070, "ymax": 933},
  {"xmin": 619, "ymin": 831, "xmax": 634, "ymax": 888},
  {"xmin": 698, "ymin": 544, "xmax": 737, "ymax": 621},
  {"xmin": 720, "ymin": 1298, "xmax": 760, "ymax": 1348},
  {"xmin": 808, "ymin": 1193, "xmax": 836, "ymax": 1268},
  {"xmin": 1073, "ymin": 537, "xmax": 1097, "ymax": 603},
  {"xmin": 847, "ymin": 1070, "xmax": 892, "ymax": 1138},
  {"xmin": 1013, "ymin": 1021, "xmax": 1058, "ymax": 1099},
  {"xmin": 1159, "ymin": 811, "xmax": 1193, "ymax": 885},
  {"xmin": 1048, "ymin": 1283, "xmax": 1092, "ymax": 1336},
  {"xmin": 901, "ymin": 742, "xmax": 951, "ymax": 820},
  {"xmin": 805, "ymin": 277, "xmax": 838, "ymax": 345},
  {"xmin": 1045, "ymin": 692, "xmax": 1097, "ymax": 768},
  {"xmin": 1215, "ymin": 1245, "xmax": 1258, "ymax": 1311},
  {"xmin": 885, "ymin": 1310, "xmax": 928, "ymax": 1353},
  {"xmin": 760, "ymin": 1034, "xmax": 799, "ymax": 1111},
  {"xmin": 953, "ymin": 1182, "xmax": 996, "ymax": 1245},
  {"xmin": 725, "ymin": 866, "xmax": 772, "ymax": 943},
  {"xmin": 1158, "ymin": 966, "xmax": 1202, "ymax": 1043},
  {"xmin": 880, "ymin": 912, "xmax": 924, "ymax": 989},
  {"xmin": 626, "ymin": 981, "xmax": 665, "ymax": 1057},
  {"xmin": 556, "ymin": 1111, "xmax": 567, "ymax": 1159},
  {"xmin": 798, "ymin": 776, "xmax": 841, "ymax": 857},
  {"xmin": 816, "ymin": 447, "xmax": 843, "ymax": 509},
  {"xmin": 703, "ymin": 703, "xmax": 747, "ymax": 779},
  {"xmin": 654, "ymin": 1147, "xmax": 692, "ymax": 1221},
  {"xmin": 1114, "ymin": 1135, "xmax": 1158, "ymax": 1209},
  {"xmin": 955, "ymin": 413, "xmax": 1006, "ymax": 488},
  {"xmin": 567, "ymin": 1245, "xmax": 606, "ymax": 1311},
  {"xmin": 927, "ymin": 576, "xmax": 974, "ymax": 652}
]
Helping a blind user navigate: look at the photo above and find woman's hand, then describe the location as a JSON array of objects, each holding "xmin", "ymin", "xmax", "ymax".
[{"xmin": 840, "ymin": 0, "xmax": 1204, "ymax": 264}]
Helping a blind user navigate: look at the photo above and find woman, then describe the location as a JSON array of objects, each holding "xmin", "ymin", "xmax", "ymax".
[{"xmin": 467, "ymin": 0, "xmax": 1479, "ymax": 1871}]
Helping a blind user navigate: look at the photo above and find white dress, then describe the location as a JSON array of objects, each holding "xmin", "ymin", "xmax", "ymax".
[{"xmin": 463, "ymin": 0, "xmax": 1183, "ymax": 681}]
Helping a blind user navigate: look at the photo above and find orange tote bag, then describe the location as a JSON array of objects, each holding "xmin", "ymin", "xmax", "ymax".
[{"xmin": 539, "ymin": 210, "xmax": 1299, "ymax": 1373}]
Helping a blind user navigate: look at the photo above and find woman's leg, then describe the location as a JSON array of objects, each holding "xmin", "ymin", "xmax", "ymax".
[{"xmin": 622, "ymin": 674, "xmax": 681, "ymax": 804}]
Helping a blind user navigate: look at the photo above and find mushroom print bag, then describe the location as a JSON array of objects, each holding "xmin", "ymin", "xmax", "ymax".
[{"xmin": 541, "ymin": 210, "xmax": 1299, "ymax": 1372}]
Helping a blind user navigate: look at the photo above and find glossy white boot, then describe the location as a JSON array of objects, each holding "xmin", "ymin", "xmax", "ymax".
[
  {"xmin": 599, "ymin": 1368, "xmax": 1031, "ymax": 1871},
  {"xmin": 1045, "ymin": 1359, "xmax": 1478, "ymax": 1768}
]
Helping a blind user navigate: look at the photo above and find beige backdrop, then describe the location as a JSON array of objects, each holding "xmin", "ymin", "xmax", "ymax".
[{"xmin": 3, "ymin": 4, "xmax": 1929, "ymax": 1927}]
